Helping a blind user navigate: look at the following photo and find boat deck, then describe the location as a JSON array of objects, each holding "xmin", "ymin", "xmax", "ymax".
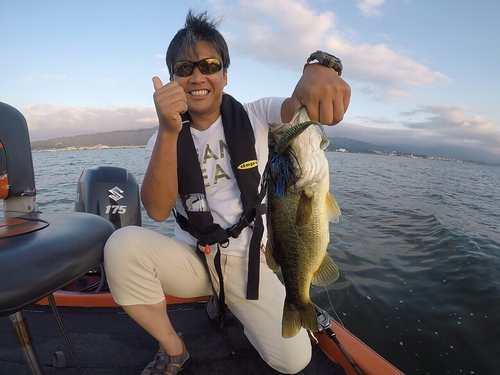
[{"xmin": 0, "ymin": 302, "xmax": 346, "ymax": 374}]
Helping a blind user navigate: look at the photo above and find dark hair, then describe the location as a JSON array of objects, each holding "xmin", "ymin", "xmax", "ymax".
[{"xmin": 166, "ymin": 10, "xmax": 230, "ymax": 74}]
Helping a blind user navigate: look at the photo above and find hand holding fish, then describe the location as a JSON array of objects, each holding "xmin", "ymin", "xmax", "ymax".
[
  {"xmin": 152, "ymin": 76, "xmax": 188, "ymax": 135},
  {"xmin": 290, "ymin": 63, "xmax": 351, "ymax": 125}
]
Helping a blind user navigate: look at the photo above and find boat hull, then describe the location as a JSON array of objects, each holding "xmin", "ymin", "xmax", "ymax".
[{"xmin": 36, "ymin": 291, "xmax": 403, "ymax": 375}]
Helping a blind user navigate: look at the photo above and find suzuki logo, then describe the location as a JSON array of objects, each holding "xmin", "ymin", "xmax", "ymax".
[{"xmin": 108, "ymin": 186, "xmax": 124, "ymax": 202}]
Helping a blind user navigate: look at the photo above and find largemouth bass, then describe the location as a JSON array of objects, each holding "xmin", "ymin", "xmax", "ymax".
[{"xmin": 265, "ymin": 107, "xmax": 341, "ymax": 338}]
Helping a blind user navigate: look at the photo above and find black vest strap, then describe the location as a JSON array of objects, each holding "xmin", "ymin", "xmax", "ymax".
[{"xmin": 175, "ymin": 94, "xmax": 264, "ymax": 303}]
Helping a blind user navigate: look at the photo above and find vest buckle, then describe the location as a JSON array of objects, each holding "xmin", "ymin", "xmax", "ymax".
[{"xmin": 227, "ymin": 215, "xmax": 251, "ymax": 238}]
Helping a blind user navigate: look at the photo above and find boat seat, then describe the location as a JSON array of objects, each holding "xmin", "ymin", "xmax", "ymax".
[{"xmin": 0, "ymin": 101, "xmax": 116, "ymax": 374}]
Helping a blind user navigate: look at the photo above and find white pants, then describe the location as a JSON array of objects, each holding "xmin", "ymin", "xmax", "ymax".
[{"xmin": 103, "ymin": 225, "xmax": 311, "ymax": 374}]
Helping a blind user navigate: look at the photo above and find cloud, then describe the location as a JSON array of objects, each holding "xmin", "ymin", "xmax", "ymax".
[
  {"xmin": 354, "ymin": 115, "xmax": 396, "ymax": 125},
  {"xmin": 219, "ymin": 0, "xmax": 336, "ymax": 64},
  {"xmin": 41, "ymin": 74, "xmax": 67, "ymax": 80},
  {"xmin": 356, "ymin": 0, "xmax": 385, "ymax": 17},
  {"xmin": 326, "ymin": 104, "xmax": 500, "ymax": 163},
  {"xmin": 24, "ymin": 73, "xmax": 68, "ymax": 81},
  {"xmin": 216, "ymin": 0, "xmax": 450, "ymax": 102},
  {"xmin": 402, "ymin": 105, "xmax": 500, "ymax": 155},
  {"xmin": 334, "ymin": 42, "xmax": 451, "ymax": 102},
  {"xmin": 326, "ymin": 121, "xmax": 430, "ymax": 146},
  {"xmin": 22, "ymin": 104, "xmax": 157, "ymax": 141}
]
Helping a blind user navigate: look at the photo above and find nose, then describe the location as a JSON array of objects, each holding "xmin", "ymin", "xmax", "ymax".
[{"xmin": 189, "ymin": 66, "xmax": 205, "ymax": 82}]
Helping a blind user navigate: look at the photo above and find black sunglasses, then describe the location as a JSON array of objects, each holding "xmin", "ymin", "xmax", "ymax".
[{"xmin": 171, "ymin": 58, "xmax": 223, "ymax": 77}]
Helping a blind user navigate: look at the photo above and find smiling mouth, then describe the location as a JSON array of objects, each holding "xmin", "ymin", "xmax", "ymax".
[{"xmin": 189, "ymin": 90, "xmax": 209, "ymax": 96}]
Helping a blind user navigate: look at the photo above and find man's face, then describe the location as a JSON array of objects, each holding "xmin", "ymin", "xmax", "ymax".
[{"xmin": 171, "ymin": 41, "xmax": 227, "ymax": 125}]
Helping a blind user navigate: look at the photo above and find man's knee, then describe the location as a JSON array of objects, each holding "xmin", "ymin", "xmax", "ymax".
[
  {"xmin": 266, "ymin": 333, "xmax": 312, "ymax": 374},
  {"xmin": 268, "ymin": 349, "xmax": 311, "ymax": 374},
  {"xmin": 104, "ymin": 226, "xmax": 144, "ymax": 260}
]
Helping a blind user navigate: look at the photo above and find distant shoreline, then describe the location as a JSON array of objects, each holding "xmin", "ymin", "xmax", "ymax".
[
  {"xmin": 31, "ymin": 144, "xmax": 478, "ymax": 165},
  {"xmin": 31, "ymin": 145, "xmax": 448, "ymax": 162},
  {"xmin": 32, "ymin": 145, "xmax": 146, "ymax": 153}
]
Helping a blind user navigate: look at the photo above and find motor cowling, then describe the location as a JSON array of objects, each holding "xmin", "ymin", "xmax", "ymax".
[{"xmin": 75, "ymin": 166, "xmax": 141, "ymax": 229}]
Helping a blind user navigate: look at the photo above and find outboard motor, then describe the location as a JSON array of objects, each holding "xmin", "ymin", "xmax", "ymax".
[
  {"xmin": 73, "ymin": 166, "xmax": 141, "ymax": 292},
  {"xmin": 75, "ymin": 165, "xmax": 141, "ymax": 229}
]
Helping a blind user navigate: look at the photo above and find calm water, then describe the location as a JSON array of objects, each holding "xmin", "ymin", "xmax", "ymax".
[{"xmin": 24, "ymin": 149, "xmax": 500, "ymax": 374}]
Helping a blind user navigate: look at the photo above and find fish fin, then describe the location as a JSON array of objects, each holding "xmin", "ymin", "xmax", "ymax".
[
  {"xmin": 295, "ymin": 191, "xmax": 313, "ymax": 226},
  {"xmin": 265, "ymin": 238, "xmax": 281, "ymax": 271},
  {"xmin": 282, "ymin": 300, "xmax": 317, "ymax": 338},
  {"xmin": 265, "ymin": 225, "xmax": 280, "ymax": 271},
  {"xmin": 326, "ymin": 192, "xmax": 341, "ymax": 223},
  {"xmin": 311, "ymin": 255, "xmax": 339, "ymax": 287}
]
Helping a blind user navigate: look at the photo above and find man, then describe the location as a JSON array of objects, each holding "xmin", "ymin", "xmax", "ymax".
[{"xmin": 104, "ymin": 10, "xmax": 350, "ymax": 375}]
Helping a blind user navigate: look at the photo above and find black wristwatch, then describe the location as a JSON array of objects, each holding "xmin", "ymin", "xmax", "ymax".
[{"xmin": 306, "ymin": 51, "xmax": 343, "ymax": 76}]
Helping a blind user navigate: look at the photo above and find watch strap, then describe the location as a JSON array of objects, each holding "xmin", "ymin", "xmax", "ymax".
[{"xmin": 306, "ymin": 50, "xmax": 343, "ymax": 76}]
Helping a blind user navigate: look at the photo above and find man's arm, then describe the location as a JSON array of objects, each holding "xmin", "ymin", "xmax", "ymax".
[
  {"xmin": 281, "ymin": 62, "xmax": 351, "ymax": 125},
  {"xmin": 141, "ymin": 77, "xmax": 187, "ymax": 222}
]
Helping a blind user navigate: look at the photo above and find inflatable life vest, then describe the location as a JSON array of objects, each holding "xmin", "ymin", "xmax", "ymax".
[{"xmin": 175, "ymin": 94, "xmax": 265, "ymax": 315}]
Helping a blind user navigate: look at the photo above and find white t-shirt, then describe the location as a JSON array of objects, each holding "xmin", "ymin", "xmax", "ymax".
[{"xmin": 145, "ymin": 96, "xmax": 285, "ymax": 257}]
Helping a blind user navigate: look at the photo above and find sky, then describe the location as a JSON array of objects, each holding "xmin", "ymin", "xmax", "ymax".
[{"xmin": 1, "ymin": 0, "xmax": 499, "ymax": 163}]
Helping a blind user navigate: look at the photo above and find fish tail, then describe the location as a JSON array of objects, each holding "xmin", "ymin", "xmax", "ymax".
[{"xmin": 281, "ymin": 300, "xmax": 317, "ymax": 338}]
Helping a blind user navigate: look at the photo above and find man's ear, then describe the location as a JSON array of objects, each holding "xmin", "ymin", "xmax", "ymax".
[
  {"xmin": 169, "ymin": 73, "xmax": 174, "ymax": 82},
  {"xmin": 223, "ymin": 69, "xmax": 228, "ymax": 87}
]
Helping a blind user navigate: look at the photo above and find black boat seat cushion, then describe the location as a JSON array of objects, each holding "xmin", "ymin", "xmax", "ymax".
[{"xmin": 0, "ymin": 212, "xmax": 115, "ymax": 316}]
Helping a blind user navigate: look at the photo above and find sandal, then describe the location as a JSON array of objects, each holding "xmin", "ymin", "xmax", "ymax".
[{"xmin": 141, "ymin": 334, "xmax": 190, "ymax": 375}]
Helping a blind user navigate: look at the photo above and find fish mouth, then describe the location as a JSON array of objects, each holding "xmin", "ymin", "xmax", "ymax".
[
  {"xmin": 265, "ymin": 107, "xmax": 330, "ymax": 198},
  {"xmin": 276, "ymin": 120, "xmax": 317, "ymax": 154},
  {"xmin": 275, "ymin": 107, "xmax": 329, "ymax": 154}
]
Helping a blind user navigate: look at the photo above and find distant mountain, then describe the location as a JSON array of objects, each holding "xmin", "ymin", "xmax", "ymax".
[
  {"xmin": 327, "ymin": 137, "xmax": 380, "ymax": 153},
  {"xmin": 30, "ymin": 129, "xmax": 498, "ymax": 166},
  {"xmin": 31, "ymin": 127, "xmax": 157, "ymax": 150},
  {"xmin": 327, "ymin": 137, "xmax": 499, "ymax": 165},
  {"xmin": 386, "ymin": 143, "xmax": 498, "ymax": 165}
]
